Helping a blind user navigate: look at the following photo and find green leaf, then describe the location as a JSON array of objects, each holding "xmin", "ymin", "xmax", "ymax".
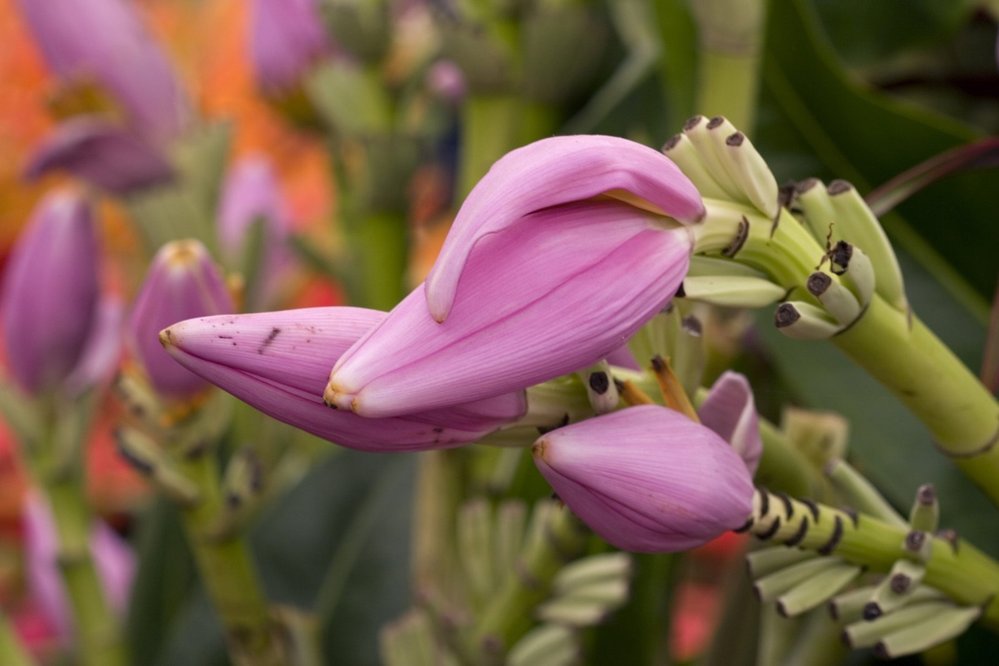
[
  {"xmin": 125, "ymin": 498, "xmax": 199, "ymax": 666},
  {"xmin": 759, "ymin": 0, "xmax": 996, "ymax": 301}
]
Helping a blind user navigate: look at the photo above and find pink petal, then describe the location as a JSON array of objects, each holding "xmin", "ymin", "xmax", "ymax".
[
  {"xmin": 328, "ymin": 200, "xmax": 692, "ymax": 418},
  {"xmin": 698, "ymin": 371, "xmax": 762, "ymax": 475},
  {"xmin": 425, "ymin": 135, "xmax": 704, "ymax": 322},
  {"xmin": 162, "ymin": 307, "xmax": 526, "ymax": 451}
]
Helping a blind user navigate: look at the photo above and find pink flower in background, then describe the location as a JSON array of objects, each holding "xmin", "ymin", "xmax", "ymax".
[
  {"xmin": 15, "ymin": 0, "xmax": 188, "ymax": 192},
  {"xmin": 324, "ymin": 135, "xmax": 703, "ymax": 418},
  {"xmin": 217, "ymin": 155, "xmax": 294, "ymax": 309},
  {"xmin": 161, "ymin": 307, "xmax": 526, "ymax": 451},
  {"xmin": 23, "ymin": 493, "xmax": 134, "ymax": 644},
  {"xmin": 0, "ymin": 191, "xmax": 107, "ymax": 395},
  {"xmin": 250, "ymin": 0, "xmax": 335, "ymax": 93},
  {"xmin": 128, "ymin": 240, "xmax": 234, "ymax": 399},
  {"xmin": 15, "ymin": 0, "xmax": 190, "ymax": 142}
]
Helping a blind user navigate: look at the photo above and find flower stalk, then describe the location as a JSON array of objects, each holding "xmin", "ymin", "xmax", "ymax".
[
  {"xmin": 23, "ymin": 407, "xmax": 126, "ymax": 666},
  {"xmin": 170, "ymin": 439, "xmax": 286, "ymax": 665},
  {"xmin": 744, "ymin": 488, "xmax": 999, "ymax": 629}
]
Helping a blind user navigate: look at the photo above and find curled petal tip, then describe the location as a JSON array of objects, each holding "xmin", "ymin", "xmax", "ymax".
[
  {"xmin": 322, "ymin": 381, "xmax": 356, "ymax": 411},
  {"xmin": 424, "ymin": 278, "xmax": 451, "ymax": 324}
]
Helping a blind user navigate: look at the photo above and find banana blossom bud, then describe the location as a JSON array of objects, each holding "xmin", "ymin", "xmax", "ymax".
[
  {"xmin": 128, "ymin": 240, "xmax": 234, "ymax": 399},
  {"xmin": 1, "ymin": 191, "xmax": 101, "ymax": 395},
  {"xmin": 325, "ymin": 135, "xmax": 704, "ymax": 418},
  {"xmin": 533, "ymin": 405, "xmax": 755, "ymax": 552},
  {"xmin": 160, "ymin": 307, "xmax": 527, "ymax": 451}
]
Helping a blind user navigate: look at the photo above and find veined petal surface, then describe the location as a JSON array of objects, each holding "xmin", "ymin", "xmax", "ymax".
[
  {"xmin": 425, "ymin": 135, "xmax": 704, "ymax": 322},
  {"xmin": 162, "ymin": 307, "xmax": 526, "ymax": 451},
  {"xmin": 328, "ymin": 200, "xmax": 692, "ymax": 418},
  {"xmin": 533, "ymin": 405, "xmax": 754, "ymax": 553}
]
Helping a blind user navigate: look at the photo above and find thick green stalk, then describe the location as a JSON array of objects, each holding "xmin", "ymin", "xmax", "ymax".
[
  {"xmin": 24, "ymin": 414, "xmax": 125, "ymax": 666},
  {"xmin": 457, "ymin": 96, "xmax": 559, "ymax": 201},
  {"xmin": 831, "ymin": 297, "xmax": 999, "ymax": 497},
  {"xmin": 341, "ymin": 209, "xmax": 409, "ymax": 311},
  {"xmin": 747, "ymin": 488, "xmax": 999, "ymax": 628},
  {"xmin": 173, "ymin": 450, "xmax": 286, "ymax": 666},
  {"xmin": 692, "ymin": 0, "xmax": 766, "ymax": 130}
]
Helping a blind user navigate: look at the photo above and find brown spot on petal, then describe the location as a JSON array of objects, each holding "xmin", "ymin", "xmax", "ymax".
[{"xmin": 258, "ymin": 327, "xmax": 281, "ymax": 353}]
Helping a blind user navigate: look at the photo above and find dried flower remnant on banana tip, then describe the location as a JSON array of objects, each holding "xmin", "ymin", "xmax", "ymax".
[
  {"xmin": 160, "ymin": 307, "xmax": 527, "ymax": 451},
  {"xmin": 324, "ymin": 135, "xmax": 705, "ymax": 418}
]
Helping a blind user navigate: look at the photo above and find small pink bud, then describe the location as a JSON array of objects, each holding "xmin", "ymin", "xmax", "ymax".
[
  {"xmin": 128, "ymin": 240, "xmax": 234, "ymax": 398},
  {"xmin": 533, "ymin": 405, "xmax": 754, "ymax": 552}
]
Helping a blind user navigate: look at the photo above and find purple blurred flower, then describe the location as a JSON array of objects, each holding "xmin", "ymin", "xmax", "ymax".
[
  {"xmin": 25, "ymin": 118, "xmax": 175, "ymax": 195},
  {"xmin": 15, "ymin": 0, "xmax": 190, "ymax": 143},
  {"xmin": 699, "ymin": 371, "xmax": 762, "ymax": 474},
  {"xmin": 128, "ymin": 240, "xmax": 234, "ymax": 399},
  {"xmin": 217, "ymin": 155, "xmax": 293, "ymax": 308},
  {"xmin": 160, "ymin": 307, "xmax": 526, "ymax": 451},
  {"xmin": 533, "ymin": 405, "xmax": 754, "ymax": 552},
  {"xmin": 324, "ymin": 135, "xmax": 703, "ymax": 418},
  {"xmin": 1, "ymin": 191, "xmax": 101, "ymax": 395},
  {"xmin": 23, "ymin": 492, "xmax": 135, "ymax": 643},
  {"xmin": 426, "ymin": 60, "xmax": 467, "ymax": 105},
  {"xmin": 250, "ymin": 0, "xmax": 335, "ymax": 94}
]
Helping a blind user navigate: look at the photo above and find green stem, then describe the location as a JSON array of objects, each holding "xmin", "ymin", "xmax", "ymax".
[
  {"xmin": 173, "ymin": 450, "xmax": 286, "ymax": 666},
  {"xmin": 831, "ymin": 297, "xmax": 999, "ymax": 498},
  {"xmin": 467, "ymin": 504, "xmax": 588, "ymax": 658},
  {"xmin": 0, "ymin": 611, "xmax": 34, "ymax": 666},
  {"xmin": 457, "ymin": 96, "xmax": 559, "ymax": 201},
  {"xmin": 692, "ymin": 0, "xmax": 766, "ymax": 130},
  {"xmin": 24, "ymin": 411, "xmax": 125, "ymax": 666},
  {"xmin": 341, "ymin": 209, "xmax": 409, "ymax": 310},
  {"xmin": 748, "ymin": 488, "xmax": 999, "ymax": 629}
]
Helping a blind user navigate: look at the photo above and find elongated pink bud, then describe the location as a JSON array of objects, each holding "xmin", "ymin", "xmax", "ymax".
[
  {"xmin": 128, "ymin": 240, "xmax": 234, "ymax": 399},
  {"xmin": 161, "ymin": 307, "xmax": 526, "ymax": 451},
  {"xmin": 326, "ymin": 199, "xmax": 692, "ymax": 418},
  {"xmin": 533, "ymin": 405, "xmax": 754, "ymax": 552},
  {"xmin": 1, "ymin": 191, "xmax": 99, "ymax": 395}
]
